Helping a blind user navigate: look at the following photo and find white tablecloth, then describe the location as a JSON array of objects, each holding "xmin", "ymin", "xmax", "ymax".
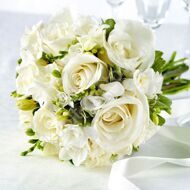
[{"xmin": 0, "ymin": 10, "xmax": 190, "ymax": 190}]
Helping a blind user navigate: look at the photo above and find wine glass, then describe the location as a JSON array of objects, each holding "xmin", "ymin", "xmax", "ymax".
[
  {"xmin": 135, "ymin": 0, "xmax": 171, "ymax": 29},
  {"xmin": 182, "ymin": 0, "xmax": 190, "ymax": 58},
  {"xmin": 183, "ymin": 0, "xmax": 190, "ymax": 12},
  {"xmin": 106, "ymin": 0, "xmax": 126, "ymax": 18}
]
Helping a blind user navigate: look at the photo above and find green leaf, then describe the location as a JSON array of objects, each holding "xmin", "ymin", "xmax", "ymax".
[
  {"xmin": 104, "ymin": 19, "xmax": 116, "ymax": 41},
  {"xmin": 158, "ymin": 115, "xmax": 165, "ymax": 126},
  {"xmin": 152, "ymin": 50, "xmax": 190, "ymax": 95},
  {"xmin": 149, "ymin": 94, "xmax": 172, "ymax": 126},
  {"xmin": 152, "ymin": 51, "xmax": 166, "ymax": 73}
]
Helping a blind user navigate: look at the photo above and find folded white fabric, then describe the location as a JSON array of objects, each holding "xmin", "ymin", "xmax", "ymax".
[{"xmin": 108, "ymin": 126, "xmax": 190, "ymax": 190}]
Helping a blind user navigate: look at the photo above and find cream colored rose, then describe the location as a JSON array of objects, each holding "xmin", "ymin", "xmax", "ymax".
[
  {"xmin": 62, "ymin": 53, "xmax": 108, "ymax": 95},
  {"xmin": 59, "ymin": 125, "xmax": 88, "ymax": 166},
  {"xmin": 104, "ymin": 20, "xmax": 155, "ymax": 72},
  {"xmin": 93, "ymin": 96, "xmax": 149, "ymax": 154},
  {"xmin": 33, "ymin": 104, "xmax": 62, "ymax": 143}
]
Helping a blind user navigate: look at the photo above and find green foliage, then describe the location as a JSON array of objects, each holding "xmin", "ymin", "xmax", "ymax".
[
  {"xmin": 21, "ymin": 139, "xmax": 43, "ymax": 156},
  {"xmin": 71, "ymin": 85, "xmax": 104, "ymax": 102},
  {"xmin": 149, "ymin": 94, "xmax": 172, "ymax": 126},
  {"xmin": 38, "ymin": 51, "xmax": 68, "ymax": 65},
  {"xmin": 152, "ymin": 51, "xmax": 190, "ymax": 94},
  {"xmin": 133, "ymin": 146, "xmax": 139, "ymax": 152},
  {"xmin": 103, "ymin": 19, "xmax": 116, "ymax": 41},
  {"xmin": 64, "ymin": 101, "xmax": 94, "ymax": 127}
]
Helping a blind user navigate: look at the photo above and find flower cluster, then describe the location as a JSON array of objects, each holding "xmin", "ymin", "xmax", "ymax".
[{"xmin": 12, "ymin": 9, "xmax": 190, "ymax": 167}]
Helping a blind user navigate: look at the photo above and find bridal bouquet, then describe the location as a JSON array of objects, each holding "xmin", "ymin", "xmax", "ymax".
[{"xmin": 12, "ymin": 9, "xmax": 190, "ymax": 167}]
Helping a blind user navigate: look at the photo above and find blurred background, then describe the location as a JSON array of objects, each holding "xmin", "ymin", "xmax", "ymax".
[{"xmin": 0, "ymin": 0, "xmax": 190, "ymax": 129}]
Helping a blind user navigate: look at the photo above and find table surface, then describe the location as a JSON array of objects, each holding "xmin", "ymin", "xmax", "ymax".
[{"xmin": 0, "ymin": 2, "xmax": 190, "ymax": 189}]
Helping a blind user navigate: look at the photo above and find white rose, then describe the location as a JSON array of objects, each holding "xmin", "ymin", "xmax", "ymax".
[
  {"xmin": 59, "ymin": 125, "xmax": 88, "ymax": 166},
  {"xmin": 133, "ymin": 68, "xmax": 163, "ymax": 97},
  {"xmin": 104, "ymin": 20, "xmax": 155, "ymax": 72},
  {"xmin": 93, "ymin": 95, "xmax": 149, "ymax": 154},
  {"xmin": 62, "ymin": 53, "xmax": 108, "ymax": 95},
  {"xmin": 33, "ymin": 104, "xmax": 62, "ymax": 143}
]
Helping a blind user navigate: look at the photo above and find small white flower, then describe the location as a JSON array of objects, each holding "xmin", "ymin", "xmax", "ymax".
[
  {"xmin": 100, "ymin": 81, "xmax": 125, "ymax": 100},
  {"xmin": 59, "ymin": 125, "xmax": 88, "ymax": 166},
  {"xmin": 33, "ymin": 104, "xmax": 62, "ymax": 143},
  {"xmin": 84, "ymin": 140, "xmax": 112, "ymax": 167},
  {"xmin": 81, "ymin": 96, "xmax": 105, "ymax": 112},
  {"xmin": 75, "ymin": 16, "xmax": 104, "ymax": 52},
  {"xmin": 123, "ymin": 68, "xmax": 163, "ymax": 98},
  {"xmin": 134, "ymin": 68, "xmax": 163, "ymax": 97},
  {"xmin": 104, "ymin": 20, "xmax": 155, "ymax": 72},
  {"xmin": 18, "ymin": 110, "xmax": 33, "ymax": 129},
  {"xmin": 62, "ymin": 53, "xmax": 108, "ymax": 95},
  {"xmin": 16, "ymin": 63, "xmax": 38, "ymax": 95}
]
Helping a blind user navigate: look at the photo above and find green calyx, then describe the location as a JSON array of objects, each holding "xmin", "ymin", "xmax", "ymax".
[
  {"xmin": 11, "ymin": 91, "xmax": 23, "ymax": 98},
  {"xmin": 17, "ymin": 58, "xmax": 22, "ymax": 65},
  {"xmin": 52, "ymin": 70, "xmax": 62, "ymax": 78},
  {"xmin": 25, "ymin": 128, "xmax": 35, "ymax": 136}
]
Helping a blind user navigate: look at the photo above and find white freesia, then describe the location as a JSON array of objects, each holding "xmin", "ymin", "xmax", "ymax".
[
  {"xmin": 75, "ymin": 16, "xmax": 104, "ymax": 51},
  {"xmin": 100, "ymin": 81, "xmax": 125, "ymax": 100},
  {"xmin": 18, "ymin": 110, "xmax": 33, "ymax": 129},
  {"xmin": 84, "ymin": 140, "xmax": 111, "ymax": 167},
  {"xmin": 21, "ymin": 22, "xmax": 43, "ymax": 62},
  {"xmin": 62, "ymin": 53, "xmax": 108, "ymax": 94},
  {"xmin": 33, "ymin": 104, "xmax": 62, "ymax": 143},
  {"xmin": 134, "ymin": 68, "xmax": 163, "ymax": 97},
  {"xmin": 104, "ymin": 20, "xmax": 155, "ymax": 72},
  {"xmin": 93, "ymin": 95, "xmax": 149, "ymax": 154},
  {"xmin": 81, "ymin": 96, "xmax": 105, "ymax": 111},
  {"xmin": 16, "ymin": 63, "xmax": 38, "ymax": 95},
  {"xmin": 59, "ymin": 125, "xmax": 88, "ymax": 166}
]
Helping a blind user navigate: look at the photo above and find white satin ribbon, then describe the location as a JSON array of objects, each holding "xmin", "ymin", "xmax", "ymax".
[{"xmin": 108, "ymin": 126, "xmax": 190, "ymax": 190}]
